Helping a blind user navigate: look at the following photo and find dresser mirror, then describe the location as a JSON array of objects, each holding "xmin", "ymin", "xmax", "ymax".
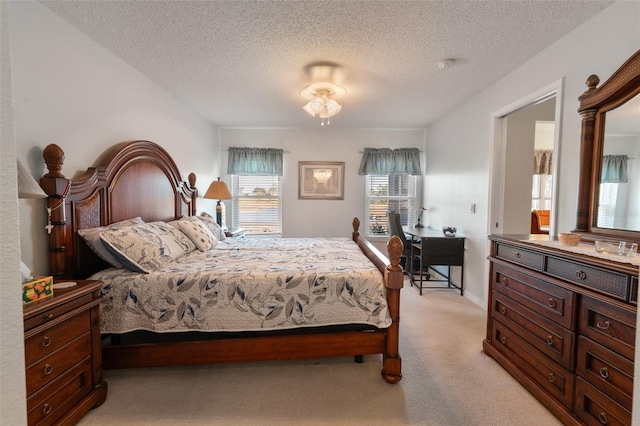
[{"xmin": 575, "ymin": 49, "xmax": 640, "ymax": 244}]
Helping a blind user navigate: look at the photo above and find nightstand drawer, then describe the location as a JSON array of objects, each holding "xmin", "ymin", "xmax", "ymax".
[
  {"xmin": 24, "ymin": 293, "xmax": 93, "ymax": 332},
  {"xmin": 576, "ymin": 336, "xmax": 633, "ymax": 411},
  {"xmin": 27, "ymin": 356, "xmax": 93, "ymax": 426},
  {"xmin": 26, "ymin": 332, "xmax": 92, "ymax": 395},
  {"xmin": 25, "ymin": 311, "xmax": 90, "ymax": 366},
  {"xmin": 578, "ymin": 296, "xmax": 636, "ymax": 361}
]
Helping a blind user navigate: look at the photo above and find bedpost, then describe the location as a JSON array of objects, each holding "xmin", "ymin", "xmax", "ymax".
[
  {"xmin": 40, "ymin": 144, "xmax": 70, "ymax": 280},
  {"xmin": 188, "ymin": 172, "xmax": 197, "ymax": 216},
  {"xmin": 382, "ymin": 235, "xmax": 403, "ymax": 384},
  {"xmin": 352, "ymin": 217, "xmax": 360, "ymax": 242}
]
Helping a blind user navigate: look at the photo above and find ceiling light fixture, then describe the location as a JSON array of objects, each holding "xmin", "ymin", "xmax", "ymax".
[
  {"xmin": 301, "ymin": 82, "xmax": 346, "ymax": 126},
  {"xmin": 437, "ymin": 58, "xmax": 455, "ymax": 70}
]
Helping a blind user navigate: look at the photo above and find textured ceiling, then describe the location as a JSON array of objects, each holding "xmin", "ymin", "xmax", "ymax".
[{"xmin": 41, "ymin": 0, "xmax": 615, "ymax": 129}]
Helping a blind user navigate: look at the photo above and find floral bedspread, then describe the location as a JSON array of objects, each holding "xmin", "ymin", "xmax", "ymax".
[{"xmin": 91, "ymin": 238, "xmax": 391, "ymax": 333}]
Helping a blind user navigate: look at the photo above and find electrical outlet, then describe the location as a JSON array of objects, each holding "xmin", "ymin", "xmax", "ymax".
[{"xmin": 468, "ymin": 203, "xmax": 476, "ymax": 214}]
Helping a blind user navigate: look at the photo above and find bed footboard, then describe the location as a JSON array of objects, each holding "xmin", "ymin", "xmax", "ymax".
[{"xmin": 352, "ymin": 217, "xmax": 404, "ymax": 383}]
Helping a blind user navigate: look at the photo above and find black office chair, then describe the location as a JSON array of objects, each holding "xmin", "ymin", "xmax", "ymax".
[{"xmin": 387, "ymin": 211, "xmax": 413, "ymax": 270}]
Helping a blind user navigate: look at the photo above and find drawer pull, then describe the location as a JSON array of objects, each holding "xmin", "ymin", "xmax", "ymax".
[
  {"xmin": 500, "ymin": 306, "xmax": 506, "ymax": 315},
  {"xmin": 598, "ymin": 412, "xmax": 608, "ymax": 425},
  {"xmin": 546, "ymin": 335, "xmax": 554, "ymax": 345},
  {"xmin": 575, "ymin": 269, "xmax": 587, "ymax": 280},
  {"xmin": 546, "ymin": 298, "xmax": 556, "ymax": 309},
  {"xmin": 596, "ymin": 320, "xmax": 611, "ymax": 330},
  {"xmin": 515, "ymin": 252, "xmax": 521, "ymax": 258},
  {"xmin": 500, "ymin": 336, "xmax": 507, "ymax": 345},
  {"xmin": 42, "ymin": 403, "xmax": 52, "ymax": 415},
  {"xmin": 43, "ymin": 364, "xmax": 53, "ymax": 375},
  {"xmin": 500, "ymin": 277, "xmax": 508, "ymax": 285},
  {"xmin": 599, "ymin": 367, "xmax": 609, "ymax": 379},
  {"xmin": 547, "ymin": 372, "xmax": 555, "ymax": 383},
  {"xmin": 44, "ymin": 313, "xmax": 54, "ymax": 320},
  {"xmin": 42, "ymin": 336, "xmax": 52, "ymax": 347}
]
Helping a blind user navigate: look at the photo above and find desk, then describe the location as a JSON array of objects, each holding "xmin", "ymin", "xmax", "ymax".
[{"xmin": 403, "ymin": 226, "xmax": 465, "ymax": 295}]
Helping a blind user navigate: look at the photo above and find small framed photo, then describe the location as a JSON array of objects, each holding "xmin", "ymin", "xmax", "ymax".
[{"xmin": 298, "ymin": 161, "xmax": 345, "ymax": 200}]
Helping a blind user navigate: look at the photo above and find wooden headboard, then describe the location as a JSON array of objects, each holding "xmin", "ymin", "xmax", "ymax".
[{"xmin": 40, "ymin": 140, "xmax": 197, "ymax": 280}]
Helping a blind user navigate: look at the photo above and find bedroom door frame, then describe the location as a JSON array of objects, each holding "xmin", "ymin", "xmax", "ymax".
[{"xmin": 485, "ymin": 78, "xmax": 564, "ymax": 301}]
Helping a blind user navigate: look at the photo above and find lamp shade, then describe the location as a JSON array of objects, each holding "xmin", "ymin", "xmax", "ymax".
[
  {"xmin": 203, "ymin": 177, "xmax": 232, "ymax": 200},
  {"xmin": 17, "ymin": 159, "xmax": 47, "ymax": 199}
]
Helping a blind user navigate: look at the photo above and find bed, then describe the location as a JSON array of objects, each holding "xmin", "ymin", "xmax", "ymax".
[{"xmin": 40, "ymin": 140, "xmax": 404, "ymax": 383}]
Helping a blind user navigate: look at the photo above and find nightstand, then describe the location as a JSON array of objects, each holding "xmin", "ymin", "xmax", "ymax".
[
  {"xmin": 225, "ymin": 228, "xmax": 245, "ymax": 238},
  {"xmin": 23, "ymin": 280, "xmax": 107, "ymax": 425}
]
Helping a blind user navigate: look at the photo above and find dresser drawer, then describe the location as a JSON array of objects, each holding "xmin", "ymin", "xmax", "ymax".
[
  {"xmin": 24, "ymin": 293, "xmax": 94, "ymax": 332},
  {"xmin": 491, "ymin": 319, "xmax": 574, "ymax": 408},
  {"xmin": 579, "ymin": 296, "xmax": 636, "ymax": 361},
  {"xmin": 495, "ymin": 243, "xmax": 544, "ymax": 271},
  {"xmin": 575, "ymin": 377, "xmax": 631, "ymax": 426},
  {"xmin": 26, "ymin": 332, "xmax": 92, "ymax": 395},
  {"xmin": 25, "ymin": 311, "xmax": 90, "ymax": 366},
  {"xmin": 546, "ymin": 256, "xmax": 629, "ymax": 301},
  {"xmin": 576, "ymin": 336, "xmax": 633, "ymax": 412},
  {"xmin": 492, "ymin": 294, "xmax": 575, "ymax": 370},
  {"xmin": 493, "ymin": 263, "xmax": 576, "ymax": 330},
  {"xmin": 27, "ymin": 356, "xmax": 92, "ymax": 426}
]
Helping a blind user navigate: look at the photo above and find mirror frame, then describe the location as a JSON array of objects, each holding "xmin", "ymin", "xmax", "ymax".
[{"xmin": 575, "ymin": 48, "xmax": 640, "ymax": 244}]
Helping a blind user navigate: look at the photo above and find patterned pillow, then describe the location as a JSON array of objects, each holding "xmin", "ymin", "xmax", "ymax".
[
  {"xmin": 198, "ymin": 212, "xmax": 226, "ymax": 241},
  {"xmin": 172, "ymin": 217, "xmax": 217, "ymax": 251},
  {"xmin": 100, "ymin": 221, "xmax": 196, "ymax": 273},
  {"xmin": 78, "ymin": 217, "xmax": 145, "ymax": 268}
]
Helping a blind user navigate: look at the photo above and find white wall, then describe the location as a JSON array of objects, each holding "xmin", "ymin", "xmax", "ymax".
[
  {"xmin": 219, "ymin": 128, "xmax": 425, "ymax": 241},
  {"xmin": 0, "ymin": 2, "xmax": 27, "ymax": 423},
  {"xmin": 425, "ymin": 1, "xmax": 640, "ymax": 307},
  {"xmin": 10, "ymin": 2, "xmax": 219, "ymax": 276}
]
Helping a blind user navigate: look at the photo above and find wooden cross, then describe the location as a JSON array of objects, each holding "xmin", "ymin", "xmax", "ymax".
[{"xmin": 45, "ymin": 207, "xmax": 53, "ymax": 234}]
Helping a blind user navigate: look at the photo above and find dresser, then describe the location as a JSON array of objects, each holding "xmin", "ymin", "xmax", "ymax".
[
  {"xmin": 483, "ymin": 235, "xmax": 637, "ymax": 425},
  {"xmin": 23, "ymin": 280, "xmax": 107, "ymax": 425}
]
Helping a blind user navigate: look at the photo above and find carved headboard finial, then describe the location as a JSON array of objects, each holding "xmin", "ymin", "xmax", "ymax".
[
  {"xmin": 585, "ymin": 74, "xmax": 600, "ymax": 91},
  {"xmin": 43, "ymin": 144, "xmax": 65, "ymax": 178}
]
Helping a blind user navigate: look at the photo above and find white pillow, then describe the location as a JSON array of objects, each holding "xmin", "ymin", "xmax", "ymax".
[
  {"xmin": 100, "ymin": 221, "xmax": 195, "ymax": 273},
  {"xmin": 172, "ymin": 217, "xmax": 217, "ymax": 251},
  {"xmin": 78, "ymin": 217, "xmax": 145, "ymax": 268},
  {"xmin": 198, "ymin": 212, "xmax": 226, "ymax": 241}
]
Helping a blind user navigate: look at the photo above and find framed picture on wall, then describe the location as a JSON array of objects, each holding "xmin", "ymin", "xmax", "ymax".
[{"xmin": 298, "ymin": 161, "xmax": 345, "ymax": 200}]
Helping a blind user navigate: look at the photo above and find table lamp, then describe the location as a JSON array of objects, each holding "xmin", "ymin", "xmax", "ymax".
[
  {"xmin": 203, "ymin": 177, "xmax": 233, "ymax": 226},
  {"xmin": 415, "ymin": 207, "xmax": 427, "ymax": 228},
  {"xmin": 17, "ymin": 159, "xmax": 47, "ymax": 282}
]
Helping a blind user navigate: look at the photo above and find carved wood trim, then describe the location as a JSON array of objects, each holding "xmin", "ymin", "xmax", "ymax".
[{"xmin": 574, "ymin": 49, "xmax": 640, "ymax": 244}]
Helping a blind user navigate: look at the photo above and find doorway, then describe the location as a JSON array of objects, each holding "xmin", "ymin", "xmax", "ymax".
[{"xmin": 488, "ymin": 79, "xmax": 564, "ymax": 238}]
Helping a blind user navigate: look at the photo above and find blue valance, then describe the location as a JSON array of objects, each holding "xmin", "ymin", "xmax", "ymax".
[
  {"xmin": 358, "ymin": 148, "xmax": 422, "ymax": 175},
  {"xmin": 601, "ymin": 155, "xmax": 628, "ymax": 183},
  {"xmin": 227, "ymin": 147, "xmax": 283, "ymax": 176}
]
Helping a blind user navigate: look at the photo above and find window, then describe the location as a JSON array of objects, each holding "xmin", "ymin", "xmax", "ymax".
[
  {"xmin": 597, "ymin": 182, "xmax": 618, "ymax": 228},
  {"xmin": 231, "ymin": 175, "xmax": 281, "ymax": 235},
  {"xmin": 365, "ymin": 174, "xmax": 417, "ymax": 237},
  {"xmin": 531, "ymin": 174, "xmax": 553, "ymax": 210}
]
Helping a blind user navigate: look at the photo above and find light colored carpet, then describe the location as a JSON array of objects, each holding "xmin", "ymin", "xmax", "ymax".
[{"xmin": 80, "ymin": 282, "xmax": 562, "ymax": 425}]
